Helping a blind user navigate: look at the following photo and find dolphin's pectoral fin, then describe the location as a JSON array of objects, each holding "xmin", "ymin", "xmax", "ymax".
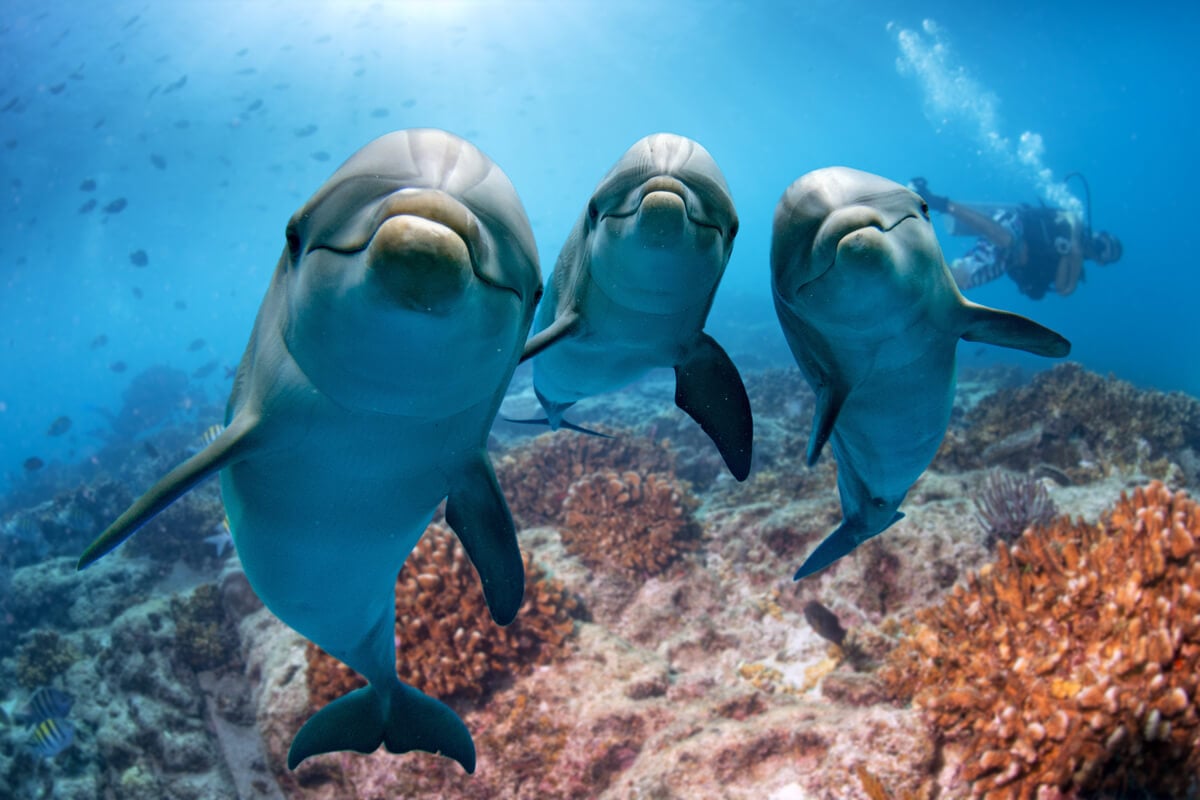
[
  {"xmin": 793, "ymin": 512, "xmax": 902, "ymax": 581},
  {"xmin": 959, "ymin": 302, "xmax": 1071, "ymax": 358},
  {"xmin": 806, "ymin": 382, "xmax": 848, "ymax": 467},
  {"xmin": 674, "ymin": 333, "xmax": 754, "ymax": 481},
  {"xmin": 287, "ymin": 683, "xmax": 475, "ymax": 773},
  {"xmin": 446, "ymin": 454, "xmax": 525, "ymax": 626},
  {"xmin": 520, "ymin": 310, "xmax": 581, "ymax": 362},
  {"xmin": 77, "ymin": 411, "xmax": 260, "ymax": 570}
]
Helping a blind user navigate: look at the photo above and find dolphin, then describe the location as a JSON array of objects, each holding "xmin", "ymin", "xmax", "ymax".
[
  {"xmin": 521, "ymin": 133, "xmax": 752, "ymax": 480},
  {"xmin": 770, "ymin": 167, "xmax": 1069, "ymax": 579},
  {"xmin": 77, "ymin": 129, "xmax": 543, "ymax": 773}
]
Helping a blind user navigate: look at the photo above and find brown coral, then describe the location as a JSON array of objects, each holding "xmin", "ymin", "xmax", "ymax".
[
  {"xmin": 307, "ymin": 523, "xmax": 578, "ymax": 707},
  {"xmin": 16, "ymin": 629, "xmax": 79, "ymax": 688},
  {"xmin": 171, "ymin": 583, "xmax": 237, "ymax": 671},
  {"xmin": 560, "ymin": 470, "xmax": 700, "ymax": 577},
  {"xmin": 494, "ymin": 429, "xmax": 676, "ymax": 528},
  {"xmin": 881, "ymin": 482, "xmax": 1200, "ymax": 797}
]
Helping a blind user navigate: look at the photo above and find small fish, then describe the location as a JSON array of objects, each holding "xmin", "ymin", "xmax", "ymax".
[
  {"xmin": 192, "ymin": 359, "xmax": 218, "ymax": 379},
  {"xmin": 164, "ymin": 75, "xmax": 188, "ymax": 93},
  {"xmin": 129, "ymin": 249, "xmax": 148, "ymax": 267},
  {"xmin": 370, "ymin": 107, "xmax": 389, "ymax": 118},
  {"xmin": 294, "ymin": 124, "xmax": 317, "ymax": 138},
  {"xmin": 131, "ymin": 287, "xmax": 143, "ymax": 299},
  {"xmin": 311, "ymin": 151, "xmax": 330, "ymax": 162},
  {"xmin": 109, "ymin": 361, "xmax": 127, "ymax": 373},
  {"xmin": 90, "ymin": 334, "xmax": 108, "ymax": 349},
  {"xmin": 174, "ymin": 119, "xmax": 190, "ymax": 129},
  {"xmin": 246, "ymin": 98, "xmax": 263, "ymax": 112},
  {"xmin": 143, "ymin": 441, "xmax": 160, "ymax": 459},
  {"xmin": 6, "ymin": 515, "xmax": 41, "ymax": 541},
  {"xmin": 803, "ymin": 600, "xmax": 847, "ymax": 647},
  {"xmin": 235, "ymin": 67, "xmax": 257, "ymax": 76},
  {"xmin": 49, "ymin": 83, "xmax": 66, "ymax": 95},
  {"xmin": 46, "ymin": 416, "xmax": 72, "ymax": 436},
  {"xmin": 187, "ymin": 338, "xmax": 207, "ymax": 352},
  {"xmin": 103, "ymin": 197, "xmax": 127, "ymax": 214},
  {"xmin": 23, "ymin": 457, "xmax": 44, "ymax": 472},
  {"xmin": 205, "ymin": 517, "xmax": 234, "ymax": 557},
  {"xmin": 401, "ymin": 98, "xmax": 416, "ymax": 109},
  {"xmin": 27, "ymin": 717, "xmax": 74, "ymax": 758},
  {"xmin": 61, "ymin": 506, "xmax": 94, "ymax": 534},
  {"xmin": 123, "ymin": 14, "xmax": 140, "ymax": 29},
  {"xmin": 78, "ymin": 198, "xmax": 96, "ymax": 214},
  {"xmin": 79, "ymin": 178, "xmax": 96, "ymax": 192},
  {"xmin": 223, "ymin": 366, "xmax": 236, "ymax": 380},
  {"xmin": 17, "ymin": 687, "xmax": 74, "ymax": 726},
  {"xmin": 198, "ymin": 423, "xmax": 224, "ymax": 448},
  {"xmin": 149, "ymin": 154, "xmax": 166, "ymax": 170},
  {"xmin": 174, "ymin": 300, "xmax": 187, "ymax": 311},
  {"xmin": 236, "ymin": 47, "xmax": 249, "ymax": 56}
]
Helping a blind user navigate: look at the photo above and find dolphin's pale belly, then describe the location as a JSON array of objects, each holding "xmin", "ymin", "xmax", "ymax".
[
  {"xmin": 837, "ymin": 340, "xmax": 955, "ymax": 483},
  {"xmin": 221, "ymin": 410, "xmax": 464, "ymax": 651}
]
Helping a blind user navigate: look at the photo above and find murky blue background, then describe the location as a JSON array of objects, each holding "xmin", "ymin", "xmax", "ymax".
[{"xmin": 1, "ymin": 0, "xmax": 1195, "ymax": 494}]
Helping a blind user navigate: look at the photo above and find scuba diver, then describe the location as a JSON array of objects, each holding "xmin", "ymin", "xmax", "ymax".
[{"xmin": 910, "ymin": 176, "xmax": 1122, "ymax": 299}]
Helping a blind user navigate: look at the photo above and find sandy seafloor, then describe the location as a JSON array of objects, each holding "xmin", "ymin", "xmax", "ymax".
[{"xmin": 1, "ymin": 360, "xmax": 1197, "ymax": 800}]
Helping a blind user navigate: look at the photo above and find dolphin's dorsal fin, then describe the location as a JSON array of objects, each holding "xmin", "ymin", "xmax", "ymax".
[
  {"xmin": 958, "ymin": 301, "xmax": 1071, "ymax": 358},
  {"xmin": 674, "ymin": 332, "xmax": 753, "ymax": 481},
  {"xmin": 805, "ymin": 381, "xmax": 849, "ymax": 467},
  {"xmin": 520, "ymin": 310, "xmax": 580, "ymax": 362},
  {"xmin": 445, "ymin": 452, "xmax": 525, "ymax": 626},
  {"xmin": 77, "ymin": 411, "xmax": 260, "ymax": 570}
]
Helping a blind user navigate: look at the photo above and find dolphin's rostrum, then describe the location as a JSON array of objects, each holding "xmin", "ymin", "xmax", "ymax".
[
  {"xmin": 77, "ymin": 129, "xmax": 543, "ymax": 773},
  {"xmin": 771, "ymin": 167, "xmax": 1070, "ymax": 579}
]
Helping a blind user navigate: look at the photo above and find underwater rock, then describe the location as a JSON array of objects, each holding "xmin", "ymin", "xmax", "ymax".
[{"xmin": 938, "ymin": 363, "xmax": 1200, "ymax": 485}]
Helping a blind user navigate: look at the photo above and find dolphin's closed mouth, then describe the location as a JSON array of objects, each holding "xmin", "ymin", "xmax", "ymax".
[
  {"xmin": 601, "ymin": 176, "xmax": 725, "ymax": 235},
  {"xmin": 318, "ymin": 189, "xmax": 483, "ymax": 268}
]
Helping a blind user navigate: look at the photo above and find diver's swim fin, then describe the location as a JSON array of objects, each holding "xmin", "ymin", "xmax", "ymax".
[{"xmin": 287, "ymin": 683, "xmax": 475, "ymax": 773}]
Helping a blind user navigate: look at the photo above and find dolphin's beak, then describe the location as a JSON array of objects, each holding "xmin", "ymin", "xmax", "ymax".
[{"xmin": 366, "ymin": 215, "xmax": 472, "ymax": 312}]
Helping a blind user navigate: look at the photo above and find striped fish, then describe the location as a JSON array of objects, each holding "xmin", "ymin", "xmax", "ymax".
[
  {"xmin": 198, "ymin": 423, "xmax": 225, "ymax": 448},
  {"xmin": 28, "ymin": 717, "xmax": 74, "ymax": 757},
  {"xmin": 16, "ymin": 687, "xmax": 73, "ymax": 726}
]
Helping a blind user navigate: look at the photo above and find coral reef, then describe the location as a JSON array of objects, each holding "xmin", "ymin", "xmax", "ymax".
[
  {"xmin": 973, "ymin": 469, "xmax": 1058, "ymax": 548},
  {"xmin": 494, "ymin": 429, "xmax": 676, "ymax": 528},
  {"xmin": 306, "ymin": 523, "xmax": 578, "ymax": 707},
  {"xmin": 937, "ymin": 363, "xmax": 1200, "ymax": 484},
  {"xmin": 881, "ymin": 482, "xmax": 1200, "ymax": 797},
  {"xmin": 561, "ymin": 470, "xmax": 701, "ymax": 577}
]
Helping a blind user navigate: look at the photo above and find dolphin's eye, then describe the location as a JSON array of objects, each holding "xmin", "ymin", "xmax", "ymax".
[
  {"xmin": 587, "ymin": 200, "xmax": 599, "ymax": 224},
  {"xmin": 285, "ymin": 224, "xmax": 302, "ymax": 260},
  {"xmin": 729, "ymin": 219, "xmax": 739, "ymax": 240},
  {"xmin": 920, "ymin": 202, "xmax": 930, "ymax": 220}
]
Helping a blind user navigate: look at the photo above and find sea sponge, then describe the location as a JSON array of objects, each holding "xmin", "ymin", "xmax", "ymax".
[
  {"xmin": 560, "ymin": 470, "xmax": 700, "ymax": 577},
  {"xmin": 494, "ymin": 429, "xmax": 676, "ymax": 529},
  {"xmin": 881, "ymin": 481, "xmax": 1200, "ymax": 797},
  {"xmin": 306, "ymin": 523, "xmax": 578, "ymax": 707}
]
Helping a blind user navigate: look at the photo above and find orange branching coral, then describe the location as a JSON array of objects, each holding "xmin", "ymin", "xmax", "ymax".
[
  {"xmin": 882, "ymin": 482, "xmax": 1200, "ymax": 797},
  {"xmin": 307, "ymin": 524, "xmax": 578, "ymax": 707},
  {"xmin": 560, "ymin": 470, "xmax": 700, "ymax": 577},
  {"xmin": 495, "ymin": 430, "xmax": 676, "ymax": 528}
]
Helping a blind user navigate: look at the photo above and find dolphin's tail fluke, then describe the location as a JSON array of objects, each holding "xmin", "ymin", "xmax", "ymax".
[
  {"xmin": 502, "ymin": 415, "xmax": 612, "ymax": 438},
  {"xmin": 287, "ymin": 683, "xmax": 475, "ymax": 773}
]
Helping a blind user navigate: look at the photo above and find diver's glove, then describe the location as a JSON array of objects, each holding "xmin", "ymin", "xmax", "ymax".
[{"xmin": 909, "ymin": 177, "xmax": 949, "ymax": 213}]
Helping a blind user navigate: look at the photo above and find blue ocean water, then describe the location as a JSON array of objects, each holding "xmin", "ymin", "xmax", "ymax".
[{"xmin": 0, "ymin": 0, "xmax": 1196, "ymax": 497}]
